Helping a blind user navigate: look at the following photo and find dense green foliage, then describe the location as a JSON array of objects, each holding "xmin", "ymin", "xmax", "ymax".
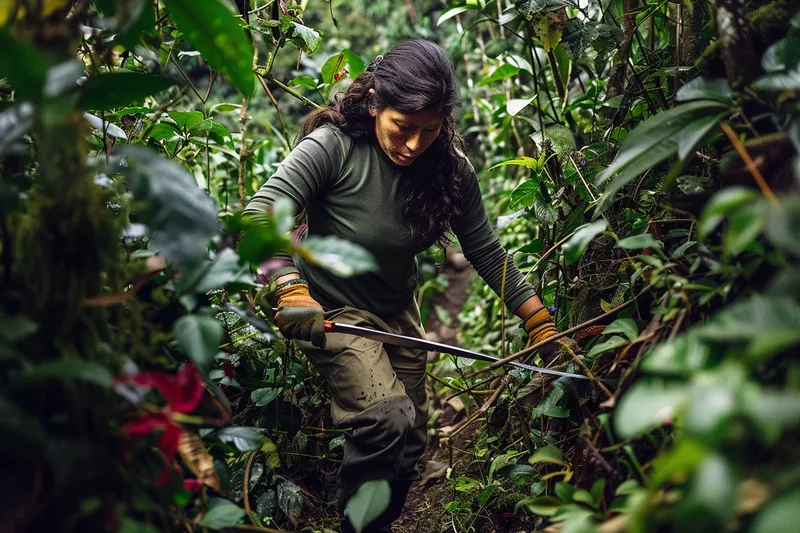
[{"xmin": 1, "ymin": 1, "xmax": 799, "ymax": 533}]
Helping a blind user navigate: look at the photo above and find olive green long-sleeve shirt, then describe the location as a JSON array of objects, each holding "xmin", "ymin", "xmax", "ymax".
[{"xmin": 245, "ymin": 125, "xmax": 536, "ymax": 318}]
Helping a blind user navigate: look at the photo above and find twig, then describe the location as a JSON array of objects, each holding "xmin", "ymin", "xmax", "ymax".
[
  {"xmin": 170, "ymin": 57, "xmax": 205, "ymax": 102},
  {"xmin": 238, "ymin": 96, "xmax": 249, "ymax": 209},
  {"xmin": 442, "ymin": 375, "xmax": 511, "ymax": 442},
  {"xmin": 719, "ymin": 121, "xmax": 780, "ymax": 208},
  {"xmin": 264, "ymin": 74, "xmax": 321, "ymax": 109},
  {"xmin": 465, "ymin": 286, "xmax": 652, "ymax": 379},
  {"xmin": 568, "ymin": 154, "xmax": 597, "ymax": 202},
  {"xmin": 243, "ymin": 451, "xmax": 260, "ymax": 527},
  {"xmin": 257, "ymin": 74, "xmax": 291, "ymax": 145},
  {"xmin": 562, "ymin": 344, "xmax": 613, "ymax": 399}
]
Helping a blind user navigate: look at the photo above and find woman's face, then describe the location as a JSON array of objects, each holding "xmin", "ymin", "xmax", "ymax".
[{"xmin": 369, "ymin": 100, "xmax": 443, "ymax": 167}]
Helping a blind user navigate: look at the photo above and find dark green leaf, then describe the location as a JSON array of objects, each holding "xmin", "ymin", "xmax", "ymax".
[
  {"xmin": 478, "ymin": 63, "xmax": 521, "ymax": 86},
  {"xmin": 641, "ymin": 335, "xmax": 710, "ymax": 375},
  {"xmin": 518, "ymin": 239, "xmax": 544, "ymax": 254},
  {"xmin": 510, "ymin": 178, "xmax": 540, "ymax": 208},
  {"xmin": 676, "ymin": 454, "xmax": 736, "ymax": 532},
  {"xmin": 595, "ymin": 101, "xmax": 729, "ymax": 213},
  {"xmin": 484, "ymin": 39, "xmax": 510, "ymax": 58},
  {"xmin": 697, "ymin": 187, "xmax": 761, "ymax": 239},
  {"xmin": 289, "ymin": 75, "xmax": 318, "ymax": 90},
  {"xmin": 534, "ymin": 191, "xmax": 557, "ymax": 225},
  {"xmin": 677, "ymin": 113, "xmax": 725, "ymax": 161},
  {"xmin": 692, "ymin": 296, "xmax": 800, "ymax": 359},
  {"xmin": 168, "ymin": 110, "xmax": 205, "ymax": 131},
  {"xmin": 22, "ymin": 359, "xmax": 113, "ymax": 388},
  {"xmin": 43, "ymin": 60, "xmax": 84, "ymax": 98},
  {"xmin": 214, "ymin": 427, "xmax": 265, "ymax": 452},
  {"xmin": 602, "ymin": 318, "xmax": 638, "ymax": 341},
  {"xmin": 147, "ymin": 122, "xmax": 179, "ymax": 141},
  {"xmin": 302, "ymin": 235, "xmax": 378, "ymax": 277},
  {"xmin": 675, "ymin": 77, "xmax": 732, "ymax": 103},
  {"xmin": 516, "ymin": 495, "xmax": 561, "ymax": 516},
  {"xmin": 198, "ymin": 498, "xmax": 245, "ymax": 529},
  {"xmin": 179, "ymin": 248, "xmax": 254, "ymax": 294},
  {"xmin": 527, "ymin": 445, "xmax": 565, "ymax": 465},
  {"xmin": 342, "ymin": 49, "xmax": 366, "ymax": 78},
  {"xmin": 750, "ymin": 490, "xmax": 800, "ymax": 533},
  {"xmin": 117, "ymin": 146, "xmax": 218, "ymax": 269},
  {"xmin": 251, "ymin": 387, "xmax": 281, "ymax": 407},
  {"xmin": 562, "ymin": 220, "xmax": 607, "ymax": 265},
  {"xmin": 119, "ymin": 519, "xmax": 160, "ymax": 533},
  {"xmin": 753, "ymin": 68, "xmax": 800, "ymax": 91},
  {"xmin": 766, "ymin": 198, "xmax": 800, "ymax": 257},
  {"xmin": 223, "ymin": 304, "xmax": 275, "ymax": 337},
  {"xmin": 117, "ymin": 0, "xmax": 156, "ymax": 50},
  {"xmin": 173, "ymin": 315, "xmax": 223, "ymax": 372},
  {"xmin": 277, "ymin": 480, "xmax": 304, "ymax": 520},
  {"xmin": 650, "ymin": 438, "xmax": 707, "ymax": 488},
  {"xmin": 616, "ymin": 233, "xmax": 662, "ymax": 250},
  {"xmin": 290, "ymin": 22, "xmax": 322, "ymax": 53},
  {"xmin": 78, "ymin": 73, "xmax": 176, "ymax": 111},
  {"xmin": 614, "ymin": 379, "xmax": 689, "ymax": 438},
  {"xmin": 344, "ymin": 479, "xmax": 391, "ymax": 533},
  {"xmin": 162, "ymin": 0, "xmax": 255, "ymax": 96},
  {"xmin": 725, "ymin": 201, "xmax": 766, "ymax": 256},
  {"xmin": 0, "ymin": 29, "xmax": 48, "ymax": 99},
  {"xmin": 587, "ymin": 335, "xmax": 628, "ymax": 357}
]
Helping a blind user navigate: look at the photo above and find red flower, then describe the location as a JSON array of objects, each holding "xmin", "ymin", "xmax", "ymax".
[
  {"xmin": 184, "ymin": 479, "xmax": 204, "ymax": 492},
  {"xmin": 117, "ymin": 364, "xmax": 205, "ymax": 486}
]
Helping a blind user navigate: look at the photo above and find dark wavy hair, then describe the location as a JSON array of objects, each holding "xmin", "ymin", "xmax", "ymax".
[{"xmin": 303, "ymin": 39, "xmax": 465, "ymax": 245}]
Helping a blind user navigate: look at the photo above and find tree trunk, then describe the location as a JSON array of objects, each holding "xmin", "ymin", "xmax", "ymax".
[{"xmin": 715, "ymin": 0, "xmax": 759, "ymax": 85}]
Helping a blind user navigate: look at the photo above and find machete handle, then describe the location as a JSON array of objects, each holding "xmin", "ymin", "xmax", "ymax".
[{"xmin": 323, "ymin": 320, "xmax": 335, "ymax": 333}]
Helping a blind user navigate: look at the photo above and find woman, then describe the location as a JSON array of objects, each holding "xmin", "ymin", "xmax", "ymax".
[{"xmin": 246, "ymin": 39, "xmax": 569, "ymax": 532}]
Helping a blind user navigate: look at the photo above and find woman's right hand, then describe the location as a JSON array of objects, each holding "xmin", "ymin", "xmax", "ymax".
[{"xmin": 273, "ymin": 278, "xmax": 327, "ymax": 348}]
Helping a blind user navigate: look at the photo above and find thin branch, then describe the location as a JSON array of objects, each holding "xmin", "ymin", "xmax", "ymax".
[
  {"xmin": 264, "ymin": 74, "xmax": 321, "ymax": 109},
  {"xmin": 719, "ymin": 121, "xmax": 780, "ymax": 208},
  {"xmin": 257, "ymin": 74, "xmax": 291, "ymax": 145}
]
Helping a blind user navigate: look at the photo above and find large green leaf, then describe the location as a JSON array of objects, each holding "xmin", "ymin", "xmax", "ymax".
[
  {"xmin": 750, "ymin": 490, "xmax": 800, "ymax": 533},
  {"xmin": 0, "ymin": 29, "xmax": 47, "ymax": 100},
  {"xmin": 602, "ymin": 318, "xmax": 638, "ymax": 342},
  {"xmin": 117, "ymin": 146, "xmax": 218, "ymax": 269},
  {"xmin": 510, "ymin": 178, "xmax": 540, "ymax": 208},
  {"xmin": 616, "ymin": 233, "xmax": 663, "ymax": 250},
  {"xmin": 290, "ymin": 22, "xmax": 322, "ymax": 54},
  {"xmin": 675, "ymin": 77, "xmax": 732, "ymax": 104},
  {"xmin": 595, "ymin": 101, "xmax": 729, "ymax": 213},
  {"xmin": 21, "ymin": 359, "xmax": 113, "ymax": 388},
  {"xmin": 677, "ymin": 113, "xmax": 725, "ymax": 161},
  {"xmin": 344, "ymin": 479, "xmax": 391, "ymax": 533},
  {"xmin": 562, "ymin": 220, "xmax": 607, "ymax": 265},
  {"xmin": 724, "ymin": 201, "xmax": 766, "ymax": 256},
  {"xmin": 766, "ymin": 198, "xmax": 800, "ymax": 258},
  {"xmin": 277, "ymin": 480, "xmax": 304, "ymax": 520},
  {"xmin": 692, "ymin": 296, "xmax": 800, "ymax": 359},
  {"xmin": 198, "ymin": 498, "xmax": 246, "ymax": 529},
  {"xmin": 641, "ymin": 335, "xmax": 710, "ymax": 375},
  {"xmin": 177, "ymin": 248, "xmax": 254, "ymax": 294},
  {"xmin": 437, "ymin": 5, "xmax": 478, "ymax": 26},
  {"xmin": 78, "ymin": 73, "xmax": 176, "ymax": 111},
  {"xmin": 527, "ymin": 445, "xmax": 566, "ymax": 465},
  {"xmin": 478, "ymin": 63, "xmax": 521, "ymax": 86},
  {"xmin": 251, "ymin": 387, "xmax": 281, "ymax": 407},
  {"xmin": 173, "ymin": 314, "xmax": 223, "ymax": 372},
  {"xmin": 676, "ymin": 454, "xmax": 737, "ymax": 532},
  {"xmin": 301, "ymin": 235, "xmax": 378, "ymax": 277},
  {"xmin": 697, "ymin": 187, "xmax": 761, "ymax": 240},
  {"xmin": 614, "ymin": 379, "xmax": 689, "ymax": 438},
  {"xmin": 587, "ymin": 336, "xmax": 628, "ymax": 357},
  {"xmin": 162, "ymin": 0, "xmax": 255, "ymax": 97}
]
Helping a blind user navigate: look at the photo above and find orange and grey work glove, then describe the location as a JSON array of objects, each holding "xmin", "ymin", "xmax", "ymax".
[
  {"xmin": 274, "ymin": 278, "xmax": 327, "ymax": 348},
  {"xmin": 523, "ymin": 307, "xmax": 577, "ymax": 365}
]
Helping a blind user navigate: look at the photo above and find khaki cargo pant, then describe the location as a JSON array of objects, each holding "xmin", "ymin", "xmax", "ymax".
[{"xmin": 294, "ymin": 298, "xmax": 428, "ymax": 525}]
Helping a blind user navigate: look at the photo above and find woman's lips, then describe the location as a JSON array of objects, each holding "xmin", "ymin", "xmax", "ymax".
[{"xmin": 395, "ymin": 153, "xmax": 415, "ymax": 163}]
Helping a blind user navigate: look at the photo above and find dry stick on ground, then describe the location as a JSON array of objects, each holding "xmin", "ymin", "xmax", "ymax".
[
  {"xmin": 465, "ymin": 286, "xmax": 652, "ymax": 380},
  {"xmin": 719, "ymin": 121, "xmax": 781, "ymax": 208}
]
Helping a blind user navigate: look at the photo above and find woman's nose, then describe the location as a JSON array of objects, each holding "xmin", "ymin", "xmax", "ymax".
[{"xmin": 405, "ymin": 133, "xmax": 422, "ymax": 152}]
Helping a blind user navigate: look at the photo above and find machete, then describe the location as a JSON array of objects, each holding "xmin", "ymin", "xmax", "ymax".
[{"xmin": 323, "ymin": 320, "xmax": 590, "ymax": 380}]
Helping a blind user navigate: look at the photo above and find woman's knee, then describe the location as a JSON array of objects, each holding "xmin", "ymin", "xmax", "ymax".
[{"xmin": 351, "ymin": 395, "xmax": 415, "ymax": 447}]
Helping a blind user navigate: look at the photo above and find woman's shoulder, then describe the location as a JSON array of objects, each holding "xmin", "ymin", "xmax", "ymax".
[{"xmin": 303, "ymin": 124, "xmax": 353, "ymax": 157}]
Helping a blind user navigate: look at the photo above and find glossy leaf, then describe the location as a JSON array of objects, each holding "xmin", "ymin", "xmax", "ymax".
[
  {"xmin": 595, "ymin": 100, "xmax": 729, "ymax": 213},
  {"xmin": 510, "ymin": 178, "xmax": 540, "ymax": 208},
  {"xmin": 507, "ymin": 97, "xmax": 536, "ymax": 116},
  {"xmin": 301, "ymin": 235, "xmax": 378, "ymax": 277},
  {"xmin": 527, "ymin": 445, "xmax": 566, "ymax": 465},
  {"xmin": 437, "ymin": 5, "xmax": 476, "ymax": 26},
  {"xmin": 78, "ymin": 73, "xmax": 177, "ymax": 111},
  {"xmin": 344, "ymin": 479, "xmax": 391, "ymax": 533},
  {"xmin": 214, "ymin": 427, "xmax": 265, "ymax": 452},
  {"xmin": 84, "ymin": 113, "xmax": 127, "ymax": 140},
  {"xmin": 478, "ymin": 63, "xmax": 520, "ymax": 86},
  {"xmin": 602, "ymin": 318, "xmax": 638, "ymax": 341},
  {"xmin": 173, "ymin": 315, "xmax": 223, "ymax": 372},
  {"xmin": 675, "ymin": 77, "xmax": 732, "ymax": 103},
  {"xmin": 290, "ymin": 22, "xmax": 322, "ymax": 53},
  {"xmin": 587, "ymin": 335, "xmax": 628, "ymax": 357},
  {"xmin": 178, "ymin": 248, "xmax": 254, "ymax": 294},
  {"xmin": 198, "ymin": 498, "xmax": 245, "ymax": 529},
  {"xmin": 724, "ymin": 201, "xmax": 766, "ymax": 256},
  {"xmin": 614, "ymin": 379, "xmax": 688, "ymax": 438},
  {"xmin": 677, "ymin": 113, "xmax": 725, "ymax": 161},
  {"xmin": 163, "ymin": 0, "xmax": 255, "ymax": 96},
  {"xmin": 251, "ymin": 387, "xmax": 281, "ymax": 407},
  {"xmin": 676, "ymin": 454, "xmax": 736, "ymax": 532},
  {"xmin": 0, "ymin": 29, "xmax": 47, "ymax": 100},
  {"xmin": 562, "ymin": 220, "xmax": 607, "ymax": 265},
  {"xmin": 277, "ymin": 480, "xmax": 304, "ymax": 520},
  {"xmin": 117, "ymin": 146, "xmax": 218, "ymax": 269},
  {"xmin": 616, "ymin": 233, "xmax": 662, "ymax": 250}
]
